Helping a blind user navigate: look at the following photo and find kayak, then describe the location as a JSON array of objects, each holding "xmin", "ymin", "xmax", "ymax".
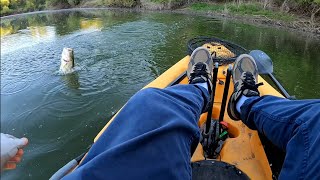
[{"xmin": 52, "ymin": 37, "xmax": 287, "ymax": 180}]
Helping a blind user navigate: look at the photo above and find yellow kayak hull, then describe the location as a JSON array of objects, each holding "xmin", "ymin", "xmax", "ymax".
[{"xmin": 92, "ymin": 44, "xmax": 283, "ymax": 180}]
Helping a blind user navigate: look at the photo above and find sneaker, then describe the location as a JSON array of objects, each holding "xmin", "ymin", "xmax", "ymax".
[
  {"xmin": 187, "ymin": 47, "xmax": 213, "ymax": 95},
  {"xmin": 227, "ymin": 54, "xmax": 262, "ymax": 120}
]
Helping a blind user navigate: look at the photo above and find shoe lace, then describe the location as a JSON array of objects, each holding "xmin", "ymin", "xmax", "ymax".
[
  {"xmin": 190, "ymin": 63, "xmax": 209, "ymax": 80},
  {"xmin": 241, "ymin": 72, "xmax": 263, "ymax": 91}
]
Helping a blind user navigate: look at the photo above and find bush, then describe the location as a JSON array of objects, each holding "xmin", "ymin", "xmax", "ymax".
[
  {"xmin": 150, "ymin": 0, "xmax": 169, "ymax": 3},
  {"xmin": 190, "ymin": 3, "xmax": 225, "ymax": 11},
  {"xmin": 25, "ymin": 0, "xmax": 36, "ymax": 11},
  {"xmin": 67, "ymin": 0, "xmax": 81, "ymax": 6},
  {"xmin": 0, "ymin": 5, "xmax": 12, "ymax": 15},
  {"xmin": 190, "ymin": 2, "xmax": 296, "ymax": 22},
  {"xmin": 0, "ymin": 0, "xmax": 10, "ymax": 7},
  {"xmin": 104, "ymin": 0, "xmax": 137, "ymax": 7},
  {"xmin": 45, "ymin": 0, "xmax": 70, "ymax": 8}
]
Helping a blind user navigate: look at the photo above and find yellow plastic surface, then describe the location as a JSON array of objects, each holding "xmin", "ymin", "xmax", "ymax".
[{"xmin": 92, "ymin": 44, "xmax": 284, "ymax": 179}]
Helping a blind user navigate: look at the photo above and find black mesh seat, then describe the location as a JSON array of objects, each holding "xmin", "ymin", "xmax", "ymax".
[{"xmin": 192, "ymin": 160, "xmax": 250, "ymax": 180}]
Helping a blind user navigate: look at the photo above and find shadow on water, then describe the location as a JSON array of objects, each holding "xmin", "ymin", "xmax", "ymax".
[{"xmin": 1, "ymin": 9, "xmax": 319, "ymax": 179}]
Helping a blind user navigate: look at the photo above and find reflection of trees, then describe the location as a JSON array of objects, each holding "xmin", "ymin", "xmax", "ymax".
[
  {"xmin": 28, "ymin": 26, "xmax": 55, "ymax": 38},
  {"xmin": 1, "ymin": 19, "xmax": 16, "ymax": 37},
  {"xmin": 62, "ymin": 72, "xmax": 80, "ymax": 89},
  {"xmin": 45, "ymin": 11, "xmax": 82, "ymax": 35},
  {"xmin": 1, "ymin": 13, "xmax": 49, "ymax": 37},
  {"xmin": 0, "ymin": 10, "xmax": 140, "ymax": 38},
  {"xmin": 0, "ymin": 23, "xmax": 13, "ymax": 37},
  {"xmin": 80, "ymin": 18, "xmax": 102, "ymax": 30}
]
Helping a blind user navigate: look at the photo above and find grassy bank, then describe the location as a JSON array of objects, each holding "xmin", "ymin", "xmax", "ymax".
[
  {"xmin": 1, "ymin": 0, "xmax": 319, "ymax": 19},
  {"xmin": 185, "ymin": 2, "xmax": 319, "ymax": 35},
  {"xmin": 189, "ymin": 2, "xmax": 296, "ymax": 22}
]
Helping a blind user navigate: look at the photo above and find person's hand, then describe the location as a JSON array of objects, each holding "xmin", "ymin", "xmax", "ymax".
[{"xmin": 1, "ymin": 133, "xmax": 28, "ymax": 171}]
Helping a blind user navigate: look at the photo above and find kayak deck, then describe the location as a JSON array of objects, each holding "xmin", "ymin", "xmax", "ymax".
[
  {"xmin": 94, "ymin": 54, "xmax": 282, "ymax": 179},
  {"xmin": 91, "ymin": 38, "xmax": 286, "ymax": 179}
]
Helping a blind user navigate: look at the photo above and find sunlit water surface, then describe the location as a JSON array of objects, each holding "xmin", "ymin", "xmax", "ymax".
[{"xmin": 1, "ymin": 9, "xmax": 319, "ymax": 179}]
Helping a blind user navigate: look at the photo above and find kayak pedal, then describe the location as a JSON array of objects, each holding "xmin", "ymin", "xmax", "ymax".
[
  {"xmin": 219, "ymin": 65, "xmax": 232, "ymax": 125},
  {"xmin": 201, "ymin": 120, "xmax": 219, "ymax": 158},
  {"xmin": 201, "ymin": 64, "xmax": 232, "ymax": 159},
  {"xmin": 201, "ymin": 120, "xmax": 228, "ymax": 159},
  {"xmin": 205, "ymin": 62, "xmax": 219, "ymax": 134}
]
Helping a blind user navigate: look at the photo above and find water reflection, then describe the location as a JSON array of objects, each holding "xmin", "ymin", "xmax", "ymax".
[
  {"xmin": 1, "ymin": 9, "xmax": 319, "ymax": 180},
  {"xmin": 80, "ymin": 18, "xmax": 103, "ymax": 30},
  {"xmin": 0, "ymin": 25, "xmax": 13, "ymax": 37},
  {"xmin": 61, "ymin": 73, "xmax": 81, "ymax": 90},
  {"xmin": 0, "ymin": 11, "xmax": 137, "ymax": 54},
  {"xmin": 28, "ymin": 26, "xmax": 56, "ymax": 39}
]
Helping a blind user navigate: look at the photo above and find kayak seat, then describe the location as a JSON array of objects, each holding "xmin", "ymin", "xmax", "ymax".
[{"xmin": 192, "ymin": 160, "xmax": 250, "ymax": 180}]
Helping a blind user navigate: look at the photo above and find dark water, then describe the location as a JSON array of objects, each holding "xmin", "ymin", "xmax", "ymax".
[{"xmin": 1, "ymin": 9, "xmax": 319, "ymax": 179}]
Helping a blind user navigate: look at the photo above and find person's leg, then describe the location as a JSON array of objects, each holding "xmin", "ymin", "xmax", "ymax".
[
  {"xmin": 63, "ymin": 85, "xmax": 208, "ymax": 180},
  {"xmin": 63, "ymin": 47, "xmax": 213, "ymax": 180},
  {"xmin": 227, "ymin": 54, "xmax": 320, "ymax": 180},
  {"xmin": 240, "ymin": 96, "xmax": 320, "ymax": 180}
]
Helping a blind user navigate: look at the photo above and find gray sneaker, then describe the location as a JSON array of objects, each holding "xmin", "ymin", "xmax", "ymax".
[
  {"xmin": 227, "ymin": 54, "xmax": 262, "ymax": 120},
  {"xmin": 187, "ymin": 47, "xmax": 213, "ymax": 94}
]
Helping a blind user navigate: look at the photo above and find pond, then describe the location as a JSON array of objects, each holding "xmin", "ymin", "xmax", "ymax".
[{"xmin": 1, "ymin": 9, "xmax": 319, "ymax": 179}]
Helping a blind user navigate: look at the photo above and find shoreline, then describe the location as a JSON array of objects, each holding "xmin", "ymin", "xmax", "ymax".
[
  {"xmin": 173, "ymin": 8, "xmax": 320, "ymax": 39},
  {"xmin": 1, "ymin": 7, "xmax": 319, "ymax": 39}
]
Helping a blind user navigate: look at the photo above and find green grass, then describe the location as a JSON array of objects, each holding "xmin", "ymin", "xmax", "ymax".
[
  {"xmin": 190, "ymin": 2, "xmax": 295, "ymax": 22},
  {"xmin": 190, "ymin": 2, "xmax": 225, "ymax": 11}
]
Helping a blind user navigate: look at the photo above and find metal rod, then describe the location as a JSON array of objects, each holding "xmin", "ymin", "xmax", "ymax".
[
  {"xmin": 50, "ymin": 145, "xmax": 91, "ymax": 180},
  {"xmin": 268, "ymin": 73, "xmax": 290, "ymax": 98},
  {"xmin": 219, "ymin": 65, "xmax": 232, "ymax": 123},
  {"xmin": 205, "ymin": 62, "xmax": 219, "ymax": 133}
]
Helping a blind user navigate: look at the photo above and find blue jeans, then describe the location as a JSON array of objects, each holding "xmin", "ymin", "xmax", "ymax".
[
  {"xmin": 240, "ymin": 96, "xmax": 320, "ymax": 180},
  {"xmin": 63, "ymin": 85, "xmax": 320, "ymax": 180}
]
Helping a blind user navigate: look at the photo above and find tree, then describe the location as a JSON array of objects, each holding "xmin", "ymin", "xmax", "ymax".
[
  {"xmin": 310, "ymin": 0, "xmax": 320, "ymax": 27},
  {"xmin": 295, "ymin": 0, "xmax": 320, "ymax": 27},
  {"xmin": 25, "ymin": 0, "xmax": 36, "ymax": 11},
  {"xmin": 0, "ymin": 0, "xmax": 10, "ymax": 8},
  {"xmin": 45, "ymin": 0, "xmax": 70, "ymax": 8},
  {"xmin": 281, "ymin": 1, "xmax": 287, "ymax": 12},
  {"xmin": 67, "ymin": 0, "xmax": 80, "ymax": 6}
]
